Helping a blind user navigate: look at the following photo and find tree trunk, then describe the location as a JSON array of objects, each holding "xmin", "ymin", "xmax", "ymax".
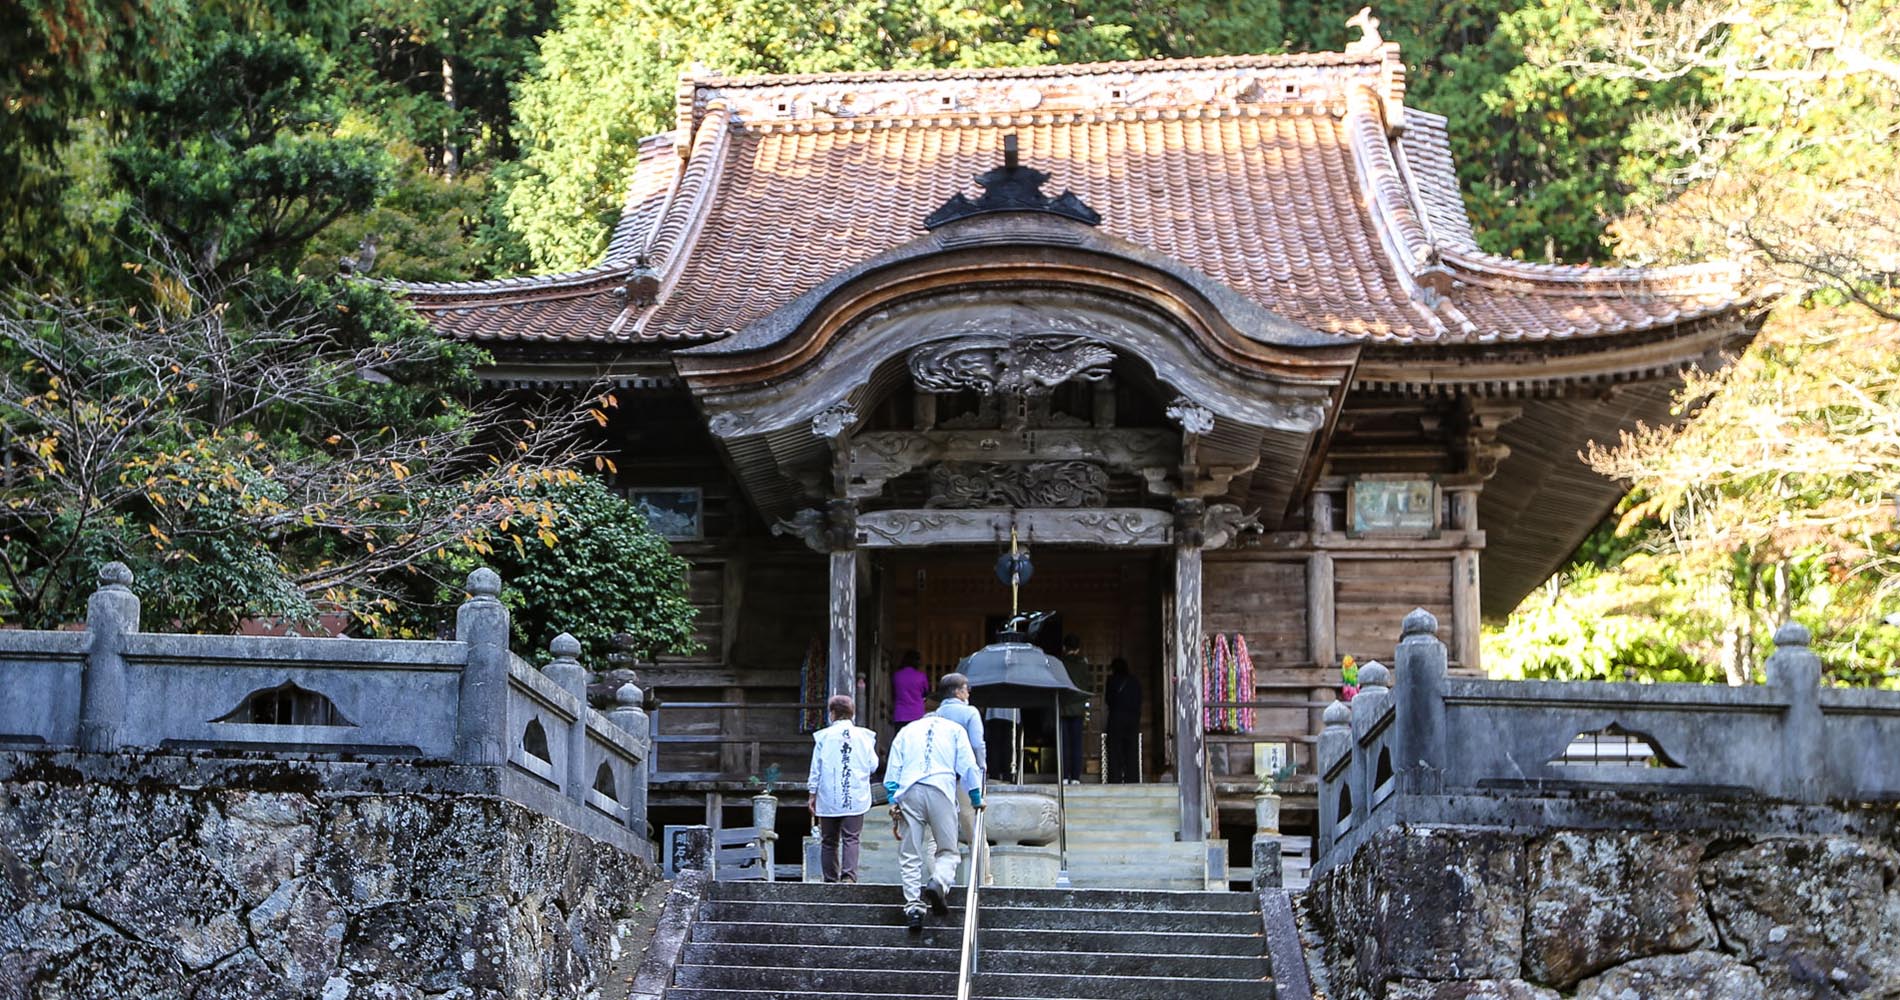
[{"xmin": 440, "ymin": 53, "xmax": 459, "ymax": 178}]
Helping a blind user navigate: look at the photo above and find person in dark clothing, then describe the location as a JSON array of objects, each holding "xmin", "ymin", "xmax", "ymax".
[{"xmin": 1104, "ymin": 658, "xmax": 1142, "ymax": 783}]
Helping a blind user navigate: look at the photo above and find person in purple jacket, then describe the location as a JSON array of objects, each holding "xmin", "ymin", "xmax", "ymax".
[{"xmin": 891, "ymin": 649, "xmax": 929, "ymax": 727}]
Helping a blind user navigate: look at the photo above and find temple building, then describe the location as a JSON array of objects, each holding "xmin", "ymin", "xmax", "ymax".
[{"xmin": 400, "ymin": 26, "xmax": 1758, "ymax": 856}]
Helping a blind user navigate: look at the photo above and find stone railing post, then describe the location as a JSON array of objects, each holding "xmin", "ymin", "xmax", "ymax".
[
  {"xmin": 454, "ymin": 568, "xmax": 510, "ymax": 765},
  {"xmin": 546, "ymin": 632, "xmax": 590, "ymax": 804},
  {"xmin": 79, "ymin": 562, "xmax": 140, "ymax": 752},
  {"xmin": 1764, "ymin": 622, "xmax": 1824, "ymax": 803},
  {"xmin": 610, "ymin": 682, "xmax": 651, "ymax": 833},
  {"xmin": 1393, "ymin": 608, "xmax": 1447, "ymax": 794},
  {"xmin": 1317, "ymin": 699, "xmax": 1353, "ymax": 848}
]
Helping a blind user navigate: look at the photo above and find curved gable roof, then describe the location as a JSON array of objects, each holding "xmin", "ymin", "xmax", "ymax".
[{"xmin": 403, "ymin": 45, "xmax": 1747, "ymax": 356}]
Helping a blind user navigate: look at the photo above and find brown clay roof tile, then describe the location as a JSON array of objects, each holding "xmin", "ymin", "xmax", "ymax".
[{"xmin": 403, "ymin": 47, "xmax": 1745, "ymax": 350}]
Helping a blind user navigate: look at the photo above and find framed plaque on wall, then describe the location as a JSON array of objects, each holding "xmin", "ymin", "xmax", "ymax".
[
  {"xmin": 628, "ymin": 487, "xmax": 703, "ymax": 540},
  {"xmin": 1346, "ymin": 477, "xmax": 1439, "ymax": 538}
]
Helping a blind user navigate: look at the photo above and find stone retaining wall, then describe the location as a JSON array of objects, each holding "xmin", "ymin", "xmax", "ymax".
[
  {"xmin": 0, "ymin": 752, "xmax": 658, "ymax": 1000},
  {"xmin": 1301, "ymin": 822, "xmax": 1900, "ymax": 1000}
]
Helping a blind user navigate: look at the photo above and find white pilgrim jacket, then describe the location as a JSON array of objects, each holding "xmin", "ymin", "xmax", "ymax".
[
  {"xmin": 808, "ymin": 720, "xmax": 880, "ymax": 817},
  {"xmin": 886, "ymin": 715, "xmax": 983, "ymax": 805}
]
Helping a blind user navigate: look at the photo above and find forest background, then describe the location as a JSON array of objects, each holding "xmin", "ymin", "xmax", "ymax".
[{"xmin": 4, "ymin": 0, "xmax": 1896, "ymax": 681}]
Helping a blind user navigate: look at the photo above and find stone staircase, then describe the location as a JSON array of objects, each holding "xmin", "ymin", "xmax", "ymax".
[
  {"xmin": 806, "ymin": 783, "xmax": 1223, "ymax": 890},
  {"xmin": 663, "ymin": 880, "xmax": 1275, "ymax": 999},
  {"xmin": 1060, "ymin": 784, "xmax": 1217, "ymax": 889}
]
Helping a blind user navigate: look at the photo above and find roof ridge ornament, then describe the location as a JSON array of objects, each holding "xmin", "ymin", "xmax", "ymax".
[
  {"xmin": 1346, "ymin": 7, "xmax": 1384, "ymax": 53},
  {"xmin": 923, "ymin": 134, "xmax": 1102, "ymax": 230}
]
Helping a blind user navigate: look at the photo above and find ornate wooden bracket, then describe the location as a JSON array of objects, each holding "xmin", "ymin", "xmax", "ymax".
[
  {"xmin": 771, "ymin": 498, "xmax": 859, "ymax": 553},
  {"xmin": 810, "ymin": 403, "xmax": 860, "ymax": 497},
  {"xmin": 1172, "ymin": 497, "xmax": 1261, "ymax": 550},
  {"xmin": 1460, "ymin": 402, "xmax": 1523, "ymax": 480}
]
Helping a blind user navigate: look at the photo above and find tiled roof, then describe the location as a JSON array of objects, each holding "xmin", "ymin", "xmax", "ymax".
[
  {"xmin": 605, "ymin": 132, "xmax": 681, "ymax": 263},
  {"xmin": 402, "ymin": 45, "xmax": 1744, "ymax": 350}
]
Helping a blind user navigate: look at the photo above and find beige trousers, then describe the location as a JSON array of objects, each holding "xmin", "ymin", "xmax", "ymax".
[{"xmin": 896, "ymin": 783, "xmax": 961, "ymax": 915}]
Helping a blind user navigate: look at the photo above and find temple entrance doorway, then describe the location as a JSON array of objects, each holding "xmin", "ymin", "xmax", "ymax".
[{"xmin": 872, "ymin": 548, "xmax": 1168, "ymax": 785}]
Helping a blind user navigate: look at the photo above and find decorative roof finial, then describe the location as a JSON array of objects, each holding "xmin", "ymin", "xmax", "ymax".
[
  {"xmin": 619, "ymin": 254, "xmax": 661, "ymax": 306},
  {"xmin": 1346, "ymin": 7, "xmax": 1384, "ymax": 53},
  {"xmin": 923, "ymin": 132, "xmax": 1101, "ymax": 230}
]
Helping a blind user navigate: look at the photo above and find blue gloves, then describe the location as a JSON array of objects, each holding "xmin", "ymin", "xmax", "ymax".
[
  {"xmin": 969, "ymin": 788, "xmax": 984, "ymax": 808},
  {"xmin": 884, "ymin": 780, "xmax": 900, "ymax": 802}
]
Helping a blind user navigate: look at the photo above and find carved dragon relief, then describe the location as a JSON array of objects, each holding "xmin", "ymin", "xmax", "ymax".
[
  {"xmin": 845, "ymin": 428, "xmax": 1175, "ymax": 499},
  {"xmin": 908, "ymin": 335, "xmax": 1115, "ymax": 396},
  {"xmin": 854, "ymin": 508, "xmax": 1174, "ymax": 547},
  {"xmin": 927, "ymin": 461, "xmax": 1110, "ymax": 509}
]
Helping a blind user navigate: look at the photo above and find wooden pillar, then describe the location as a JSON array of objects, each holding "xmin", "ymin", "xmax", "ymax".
[
  {"xmin": 1452, "ymin": 550, "xmax": 1481, "ymax": 672},
  {"xmin": 1306, "ymin": 551, "xmax": 1335, "ymax": 737},
  {"xmin": 1449, "ymin": 488, "xmax": 1481, "ymax": 673},
  {"xmin": 828, "ymin": 547, "xmax": 857, "ymax": 699},
  {"xmin": 1173, "ymin": 532, "xmax": 1206, "ymax": 842},
  {"xmin": 1307, "ymin": 490, "xmax": 1339, "ymax": 746}
]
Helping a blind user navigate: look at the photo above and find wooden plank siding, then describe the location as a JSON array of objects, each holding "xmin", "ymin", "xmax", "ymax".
[
  {"xmin": 1203, "ymin": 556, "xmax": 1312, "ymax": 776},
  {"xmin": 1332, "ymin": 557, "xmax": 1455, "ymax": 669}
]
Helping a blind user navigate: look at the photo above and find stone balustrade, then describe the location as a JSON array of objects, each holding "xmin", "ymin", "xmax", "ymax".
[
  {"xmin": 0, "ymin": 563, "xmax": 650, "ymax": 856},
  {"xmin": 1317, "ymin": 609, "xmax": 1900, "ymax": 873}
]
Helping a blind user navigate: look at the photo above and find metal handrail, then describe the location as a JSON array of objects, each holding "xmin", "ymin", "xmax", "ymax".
[{"xmin": 955, "ymin": 804, "xmax": 986, "ymax": 1000}]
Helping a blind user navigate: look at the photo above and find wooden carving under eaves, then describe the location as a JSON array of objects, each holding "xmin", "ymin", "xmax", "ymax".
[
  {"xmin": 771, "ymin": 498, "xmax": 859, "ymax": 553},
  {"xmin": 907, "ymin": 334, "xmax": 1116, "ymax": 396},
  {"xmin": 925, "ymin": 461, "xmax": 1110, "ymax": 509},
  {"xmin": 845, "ymin": 427, "xmax": 1175, "ymax": 500}
]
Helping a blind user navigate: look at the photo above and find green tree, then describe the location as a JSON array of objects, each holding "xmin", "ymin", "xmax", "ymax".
[
  {"xmin": 417, "ymin": 478, "xmax": 701, "ymax": 664},
  {"xmin": 109, "ymin": 34, "xmax": 390, "ymax": 279},
  {"xmin": 1, "ymin": 0, "xmax": 188, "ymax": 284},
  {"xmin": 0, "ymin": 33, "xmax": 595, "ymax": 631},
  {"xmin": 501, "ymin": 0, "xmax": 1286, "ymax": 270},
  {"xmin": 337, "ymin": 0, "xmax": 559, "ymax": 176}
]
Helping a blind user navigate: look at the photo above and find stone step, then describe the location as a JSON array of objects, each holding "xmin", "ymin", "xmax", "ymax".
[
  {"xmin": 680, "ymin": 941, "xmax": 1270, "ymax": 979},
  {"xmin": 1061, "ymin": 826, "xmax": 1182, "ymax": 838},
  {"xmin": 663, "ymin": 993, "xmax": 955, "ymax": 1000},
  {"xmin": 805, "ymin": 834, "xmax": 1213, "ymax": 890},
  {"xmin": 671, "ymin": 964, "xmax": 1270, "ymax": 999},
  {"xmin": 1061, "ymin": 877, "xmax": 1213, "ymax": 892},
  {"xmin": 689, "ymin": 921, "xmax": 1266, "ymax": 955},
  {"xmin": 696, "ymin": 900, "xmax": 1245, "ymax": 933},
  {"xmin": 1056, "ymin": 847, "xmax": 1200, "ymax": 863},
  {"xmin": 1052, "ymin": 784, "xmax": 1181, "ymax": 796},
  {"xmin": 708, "ymin": 880, "xmax": 1251, "ymax": 911}
]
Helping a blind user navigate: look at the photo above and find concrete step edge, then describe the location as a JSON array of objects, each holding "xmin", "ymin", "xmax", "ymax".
[
  {"xmin": 688, "ymin": 919, "xmax": 1263, "ymax": 940},
  {"xmin": 673, "ymin": 965, "xmax": 1274, "ymax": 986}
]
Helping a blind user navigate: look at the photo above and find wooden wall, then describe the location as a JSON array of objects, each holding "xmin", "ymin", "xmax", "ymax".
[{"xmin": 1332, "ymin": 557, "xmax": 1455, "ymax": 668}]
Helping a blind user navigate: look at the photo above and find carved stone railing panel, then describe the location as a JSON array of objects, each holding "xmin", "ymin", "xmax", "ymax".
[
  {"xmin": 1315, "ymin": 616, "xmax": 1900, "ymax": 876},
  {"xmin": 0, "ymin": 564, "xmax": 652, "ymax": 857}
]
